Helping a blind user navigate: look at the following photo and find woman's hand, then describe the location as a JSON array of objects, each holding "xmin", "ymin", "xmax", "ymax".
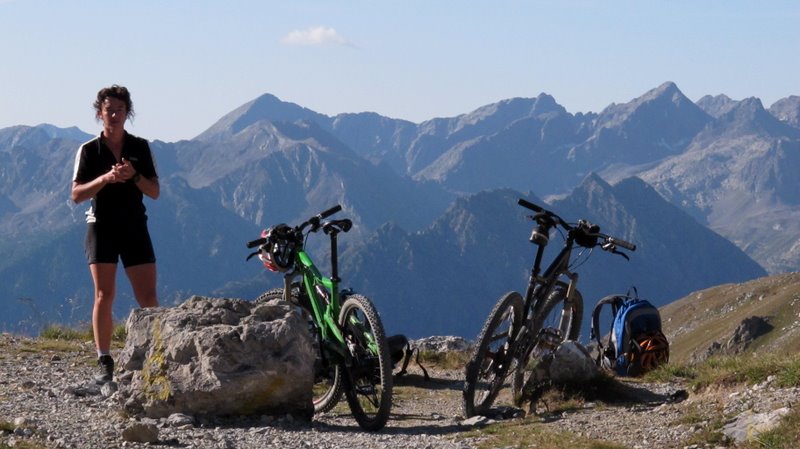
[
  {"xmin": 118, "ymin": 158, "xmax": 137, "ymax": 181},
  {"xmin": 103, "ymin": 167, "xmax": 120, "ymax": 184}
]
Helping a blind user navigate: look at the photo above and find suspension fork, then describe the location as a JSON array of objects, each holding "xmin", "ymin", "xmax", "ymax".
[{"xmin": 563, "ymin": 271, "xmax": 579, "ymax": 306}]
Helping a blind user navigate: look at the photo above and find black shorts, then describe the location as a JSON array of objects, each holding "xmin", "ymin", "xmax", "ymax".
[{"xmin": 85, "ymin": 221, "xmax": 156, "ymax": 268}]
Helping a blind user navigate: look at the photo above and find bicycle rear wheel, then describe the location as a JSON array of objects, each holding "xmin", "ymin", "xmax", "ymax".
[
  {"xmin": 462, "ymin": 291, "xmax": 525, "ymax": 418},
  {"xmin": 339, "ymin": 294, "xmax": 392, "ymax": 431},
  {"xmin": 256, "ymin": 288, "xmax": 343, "ymax": 414},
  {"xmin": 511, "ymin": 285, "xmax": 583, "ymax": 405}
]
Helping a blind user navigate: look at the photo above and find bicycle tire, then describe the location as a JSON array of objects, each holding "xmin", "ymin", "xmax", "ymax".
[
  {"xmin": 510, "ymin": 285, "xmax": 583, "ymax": 405},
  {"xmin": 339, "ymin": 294, "xmax": 393, "ymax": 431},
  {"xmin": 462, "ymin": 291, "xmax": 525, "ymax": 418},
  {"xmin": 255, "ymin": 288, "xmax": 344, "ymax": 414}
]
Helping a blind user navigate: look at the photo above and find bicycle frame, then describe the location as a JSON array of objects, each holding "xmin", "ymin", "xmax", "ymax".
[
  {"xmin": 279, "ymin": 223, "xmax": 379, "ymax": 361},
  {"xmin": 523, "ymin": 236, "xmax": 579, "ymax": 316},
  {"xmin": 283, "ymin": 252, "xmax": 345, "ymax": 348},
  {"xmin": 508, "ymin": 231, "xmax": 581, "ymax": 363}
]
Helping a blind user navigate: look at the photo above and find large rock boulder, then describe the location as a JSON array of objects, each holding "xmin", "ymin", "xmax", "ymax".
[
  {"xmin": 548, "ymin": 341, "xmax": 599, "ymax": 384},
  {"xmin": 116, "ymin": 295, "xmax": 315, "ymax": 419}
]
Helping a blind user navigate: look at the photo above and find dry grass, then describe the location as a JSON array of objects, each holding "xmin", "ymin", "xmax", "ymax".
[
  {"xmin": 464, "ymin": 418, "xmax": 627, "ymax": 449},
  {"xmin": 660, "ymin": 272, "xmax": 800, "ymax": 364}
]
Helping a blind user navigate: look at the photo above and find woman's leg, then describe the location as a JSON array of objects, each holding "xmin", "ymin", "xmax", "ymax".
[
  {"xmin": 90, "ymin": 263, "xmax": 117, "ymax": 353},
  {"xmin": 126, "ymin": 262, "xmax": 159, "ymax": 308}
]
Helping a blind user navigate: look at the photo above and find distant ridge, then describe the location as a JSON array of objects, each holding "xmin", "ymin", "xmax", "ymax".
[
  {"xmin": 0, "ymin": 81, "xmax": 797, "ymax": 336},
  {"xmin": 194, "ymin": 93, "xmax": 329, "ymax": 142}
]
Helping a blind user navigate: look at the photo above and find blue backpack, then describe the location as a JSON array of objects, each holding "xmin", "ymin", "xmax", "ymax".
[{"xmin": 590, "ymin": 289, "xmax": 669, "ymax": 376}]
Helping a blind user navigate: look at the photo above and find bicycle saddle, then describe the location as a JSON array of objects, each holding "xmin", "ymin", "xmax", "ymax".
[{"xmin": 322, "ymin": 219, "xmax": 352, "ymax": 234}]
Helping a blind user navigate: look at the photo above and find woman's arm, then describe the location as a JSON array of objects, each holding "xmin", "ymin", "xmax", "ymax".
[
  {"xmin": 71, "ymin": 168, "xmax": 118, "ymax": 204},
  {"xmin": 133, "ymin": 174, "xmax": 160, "ymax": 200}
]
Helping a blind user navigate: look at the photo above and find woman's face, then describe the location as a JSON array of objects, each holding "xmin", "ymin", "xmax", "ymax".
[{"xmin": 98, "ymin": 97, "xmax": 128, "ymax": 132}]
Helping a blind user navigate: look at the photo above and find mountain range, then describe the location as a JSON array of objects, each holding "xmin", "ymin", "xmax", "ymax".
[{"xmin": 1, "ymin": 81, "xmax": 797, "ymax": 339}]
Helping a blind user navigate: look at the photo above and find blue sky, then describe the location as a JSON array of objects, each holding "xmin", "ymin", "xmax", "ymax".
[{"xmin": 1, "ymin": 1, "xmax": 798, "ymax": 143}]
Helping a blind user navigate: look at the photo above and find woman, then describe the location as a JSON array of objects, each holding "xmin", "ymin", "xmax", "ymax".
[{"xmin": 71, "ymin": 85, "xmax": 160, "ymax": 384}]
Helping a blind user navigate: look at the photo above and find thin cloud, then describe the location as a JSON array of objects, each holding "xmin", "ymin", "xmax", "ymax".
[{"xmin": 281, "ymin": 26, "xmax": 356, "ymax": 48}]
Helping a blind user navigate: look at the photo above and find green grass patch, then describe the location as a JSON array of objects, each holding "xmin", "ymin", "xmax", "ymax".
[
  {"xmin": 740, "ymin": 406, "xmax": 800, "ymax": 449},
  {"xmin": 0, "ymin": 420, "xmax": 48, "ymax": 449},
  {"xmin": 669, "ymin": 402, "xmax": 728, "ymax": 447},
  {"xmin": 0, "ymin": 420, "xmax": 14, "ymax": 432},
  {"xmin": 417, "ymin": 349, "xmax": 471, "ymax": 371},
  {"xmin": 642, "ymin": 353, "xmax": 800, "ymax": 392},
  {"xmin": 697, "ymin": 353, "xmax": 800, "ymax": 390},
  {"xmin": 0, "ymin": 441, "xmax": 49, "ymax": 449},
  {"xmin": 462, "ymin": 417, "xmax": 627, "ymax": 449},
  {"xmin": 670, "ymin": 403, "xmax": 710, "ymax": 426},
  {"xmin": 39, "ymin": 323, "xmax": 127, "ymax": 343},
  {"xmin": 39, "ymin": 324, "xmax": 93, "ymax": 341},
  {"xmin": 642, "ymin": 362, "xmax": 698, "ymax": 383}
]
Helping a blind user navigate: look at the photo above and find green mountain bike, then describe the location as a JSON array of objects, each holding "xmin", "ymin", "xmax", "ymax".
[
  {"xmin": 462, "ymin": 198, "xmax": 636, "ymax": 417},
  {"xmin": 247, "ymin": 205, "xmax": 392, "ymax": 431}
]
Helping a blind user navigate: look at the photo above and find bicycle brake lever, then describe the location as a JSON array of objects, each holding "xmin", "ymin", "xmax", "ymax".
[{"xmin": 601, "ymin": 243, "xmax": 630, "ymax": 261}]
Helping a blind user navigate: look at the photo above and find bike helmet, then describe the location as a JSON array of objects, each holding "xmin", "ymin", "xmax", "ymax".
[
  {"xmin": 258, "ymin": 224, "xmax": 296, "ymax": 272},
  {"xmin": 628, "ymin": 333, "xmax": 670, "ymax": 375}
]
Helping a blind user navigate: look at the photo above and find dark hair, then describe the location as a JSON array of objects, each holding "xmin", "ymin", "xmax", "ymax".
[{"xmin": 93, "ymin": 85, "xmax": 135, "ymax": 120}]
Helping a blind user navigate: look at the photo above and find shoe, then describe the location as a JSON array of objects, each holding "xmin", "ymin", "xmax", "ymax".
[{"xmin": 94, "ymin": 354, "xmax": 114, "ymax": 384}]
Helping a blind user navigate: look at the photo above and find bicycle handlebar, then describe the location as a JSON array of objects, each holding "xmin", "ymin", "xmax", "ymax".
[
  {"xmin": 301, "ymin": 204, "xmax": 342, "ymax": 232},
  {"xmin": 246, "ymin": 204, "xmax": 343, "ymax": 249},
  {"xmin": 606, "ymin": 236, "xmax": 636, "ymax": 251},
  {"xmin": 318, "ymin": 204, "xmax": 343, "ymax": 220},
  {"xmin": 517, "ymin": 198, "xmax": 544, "ymax": 213},
  {"xmin": 518, "ymin": 198, "xmax": 636, "ymax": 253},
  {"xmin": 246, "ymin": 237, "xmax": 266, "ymax": 248}
]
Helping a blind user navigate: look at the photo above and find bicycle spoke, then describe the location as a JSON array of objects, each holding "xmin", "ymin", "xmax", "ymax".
[
  {"xmin": 340, "ymin": 295, "xmax": 392, "ymax": 431},
  {"xmin": 463, "ymin": 292, "xmax": 524, "ymax": 417}
]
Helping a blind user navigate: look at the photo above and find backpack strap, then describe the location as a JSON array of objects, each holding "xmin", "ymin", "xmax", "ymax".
[
  {"xmin": 590, "ymin": 295, "xmax": 624, "ymax": 345},
  {"xmin": 590, "ymin": 295, "xmax": 624, "ymax": 366},
  {"xmin": 396, "ymin": 342, "xmax": 430, "ymax": 381}
]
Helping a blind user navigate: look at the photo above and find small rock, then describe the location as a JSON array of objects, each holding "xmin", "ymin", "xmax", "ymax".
[
  {"xmin": 166, "ymin": 413, "xmax": 195, "ymax": 427},
  {"xmin": 12, "ymin": 417, "xmax": 29, "ymax": 427},
  {"xmin": 461, "ymin": 415, "xmax": 491, "ymax": 427},
  {"xmin": 100, "ymin": 381, "xmax": 118, "ymax": 397},
  {"xmin": 121, "ymin": 422, "xmax": 159, "ymax": 443}
]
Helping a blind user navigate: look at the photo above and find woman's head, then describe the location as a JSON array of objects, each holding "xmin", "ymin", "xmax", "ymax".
[{"xmin": 94, "ymin": 85, "xmax": 134, "ymax": 121}]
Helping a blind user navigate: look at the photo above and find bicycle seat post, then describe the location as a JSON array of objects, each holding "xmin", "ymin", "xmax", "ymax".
[
  {"xmin": 530, "ymin": 243, "xmax": 545, "ymax": 281},
  {"xmin": 328, "ymin": 228, "xmax": 340, "ymax": 284}
]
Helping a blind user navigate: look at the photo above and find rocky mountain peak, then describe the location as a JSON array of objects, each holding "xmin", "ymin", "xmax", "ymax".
[
  {"xmin": 598, "ymin": 81, "xmax": 705, "ymax": 128},
  {"xmin": 194, "ymin": 93, "xmax": 329, "ymax": 142},
  {"xmin": 768, "ymin": 95, "xmax": 800, "ymax": 128},
  {"xmin": 704, "ymin": 96, "xmax": 800, "ymax": 139},
  {"xmin": 0, "ymin": 125, "xmax": 54, "ymax": 150},
  {"xmin": 696, "ymin": 94, "xmax": 739, "ymax": 118}
]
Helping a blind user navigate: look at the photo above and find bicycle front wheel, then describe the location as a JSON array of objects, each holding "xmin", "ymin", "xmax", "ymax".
[
  {"xmin": 256, "ymin": 287, "xmax": 343, "ymax": 414},
  {"xmin": 339, "ymin": 294, "xmax": 393, "ymax": 431},
  {"xmin": 511, "ymin": 285, "xmax": 583, "ymax": 404},
  {"xmin": 462, "ymin": 291, "xmax": 525, "ymax": 418}
]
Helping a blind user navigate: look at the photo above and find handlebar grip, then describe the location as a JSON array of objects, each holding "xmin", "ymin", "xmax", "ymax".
[
  {"xmin": 246, "ymin": 237, "xmax": 266, "ymax": 249},
  {"xmin": 518, "ymin": 198, "xmax": 543, "ymax": 212},
  {"xmin": 608, "ymin": 237, "xmax": 636, "ymax": 251},
  {"xmin": 318, "ymin": 204, "xmax": 342, "ymax": 220}
]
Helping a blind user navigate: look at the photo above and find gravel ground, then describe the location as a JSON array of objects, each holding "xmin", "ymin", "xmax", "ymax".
[
  {"xmin": 2, "ymin": 334, "xmax": 797, "ymax": 449},
  {"xmin": 0, "ymin": 334, "xmax": 475, "ymax": 449}
]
